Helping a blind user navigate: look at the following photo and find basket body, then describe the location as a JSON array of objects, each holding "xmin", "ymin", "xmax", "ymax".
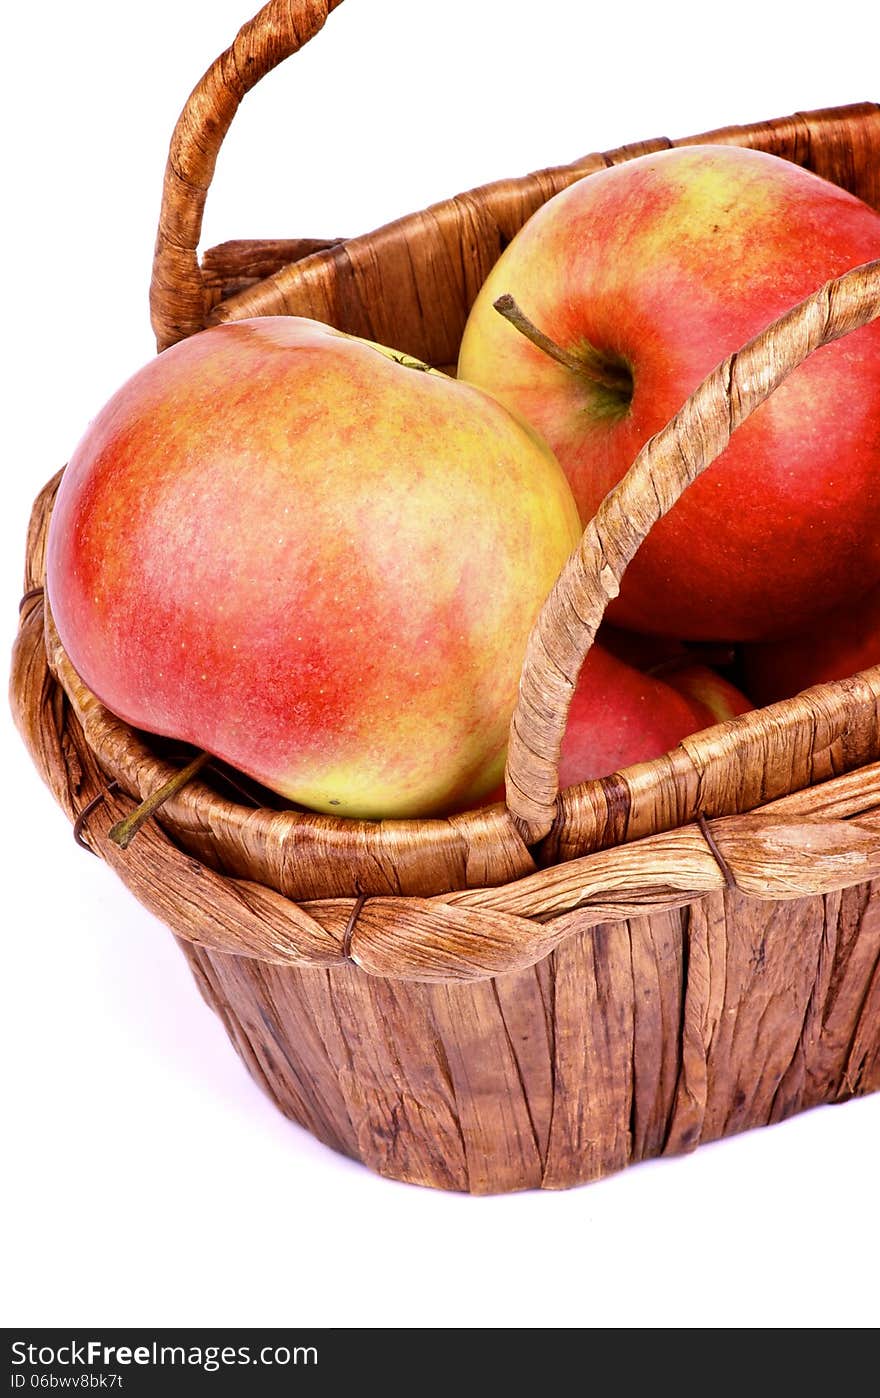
[
  {"xmin": 12, "ymin": 97, "xmax": 880, "ymax": 1193},
  {"xmin": 180, "ymin": 885, "xmax": 880, "ymax": 1193}
]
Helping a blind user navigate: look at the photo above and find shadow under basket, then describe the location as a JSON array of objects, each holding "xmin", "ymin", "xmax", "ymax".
[{"xmin": 11, "ymin": 0, "xmax": 880, "ymax": 1193}]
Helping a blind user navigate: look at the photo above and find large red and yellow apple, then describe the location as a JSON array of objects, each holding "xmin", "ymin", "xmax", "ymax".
[
  {"xmin": 46, "ymin": 317, "xmax": 581, "ymax": 819},
  {"xmin": 458, "ymin": 145, "xmax": 880, "ymax": 641}
]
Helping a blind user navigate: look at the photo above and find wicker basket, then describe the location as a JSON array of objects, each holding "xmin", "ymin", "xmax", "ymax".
[{"xmin": 11, "ymin": 0, "xmax": 880, "ymax": 1194}]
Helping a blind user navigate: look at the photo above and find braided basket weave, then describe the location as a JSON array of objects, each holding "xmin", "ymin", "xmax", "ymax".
[{"xmin": 11, "ymin": 0, "xmax": 880, "ymax": 1193}]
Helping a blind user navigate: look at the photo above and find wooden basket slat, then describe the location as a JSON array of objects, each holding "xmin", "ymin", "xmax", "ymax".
[{"xmin": 201, "ymin": 237, "xmax": 345, "ymax": 311}]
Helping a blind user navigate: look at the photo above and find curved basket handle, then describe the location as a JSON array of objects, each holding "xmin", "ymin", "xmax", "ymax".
[
  {"xmin": 505, "ymin": 258, "xmax": 880, "ymax": 843},
  {"xmin": 150, "ymin": 0, "xmax": 344, "ymax": 352}
]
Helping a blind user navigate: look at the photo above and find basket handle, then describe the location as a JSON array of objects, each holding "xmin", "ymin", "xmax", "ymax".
[
  {"xmin": 505, "ymin": 258, "xmax": 880, "ymax": 843},
  {"xmin": 150, "ymin": 0, "xmax": 344, "ymax": 352}
]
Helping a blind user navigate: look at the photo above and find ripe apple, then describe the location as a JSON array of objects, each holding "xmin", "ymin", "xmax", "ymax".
[
  {"xmin": 742, "ymin": 583, "xmax": 880, "ymax": 704},
  {"xmin": 557, "ymin": 646, "xmax": 752, "ymax": 787},
  {"xmin": 46, "ymin": 317, "xmax": 581, "ymax": 819},
  {"xmin": 481, "ymin": 644, "xmax": 751, "ymax": 802},
  {"xmin": 457, "ymin": 145, "xmax": 880, "ymax": 641}
]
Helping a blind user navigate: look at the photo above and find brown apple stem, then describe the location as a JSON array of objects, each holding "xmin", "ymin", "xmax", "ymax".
[
  {"xmin": 493, "ymin": 293, "xmax": 632, "ymax": 395},
  {"xmin": 108, "ymin": 751, "xmax": 211, "ymax": 849}
]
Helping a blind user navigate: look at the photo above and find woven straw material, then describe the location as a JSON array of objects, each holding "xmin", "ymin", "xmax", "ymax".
[{"xmin": 11, "ymin": 0, "xmax": 880, "ymax": 1192}]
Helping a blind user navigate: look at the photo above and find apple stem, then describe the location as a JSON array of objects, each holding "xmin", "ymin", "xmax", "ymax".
[
  {"xmin": 493, "ymin": 293, "xmax": 584, "ymax": 373},
  {"xmin": 493, "ymin": 293, "xmax": 632, "ymax": 396},
  {"xmin": 108, "ymin": 750, "xmax": 211, "ymax": 849}
]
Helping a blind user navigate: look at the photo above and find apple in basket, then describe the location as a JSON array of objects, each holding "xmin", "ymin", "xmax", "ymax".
[
  {"xmin": 478, "ymin": 642, "xmax": 753, "ymax": 802},
  {"xmin": 550, "ymin": 644, "xmax": 751, "ymax": 788},
  {"xmin": 45, "ymin": 316, "xmax": 582, "ymax": 820},
  {"xmin": 457, "ymin": 144, "xmax": 880, "ymax": 642}
]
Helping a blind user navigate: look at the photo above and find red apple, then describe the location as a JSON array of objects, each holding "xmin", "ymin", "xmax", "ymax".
[
  {"xmin": 557, "ymin": 648, "xmax": 752, "ymax": 787},
  {"xmin": 46, "ymin": 317, "xmax": 581, "ymax": 819},
  {"xmin": 743, "ymin": 583, "xmax": 880, "ymax": 704},
  {"xmin": 457, "ymin": 145, "xmax": 880, "ymax": 641},
  {"xmin": 481, "ymin": 645, "xmax": 752, "ymax": 802}
]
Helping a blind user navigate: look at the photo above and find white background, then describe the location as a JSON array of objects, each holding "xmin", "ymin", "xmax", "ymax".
[{"xmin": 3, "ymin": 0, "xmax": 879, "ymax": 1330}]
